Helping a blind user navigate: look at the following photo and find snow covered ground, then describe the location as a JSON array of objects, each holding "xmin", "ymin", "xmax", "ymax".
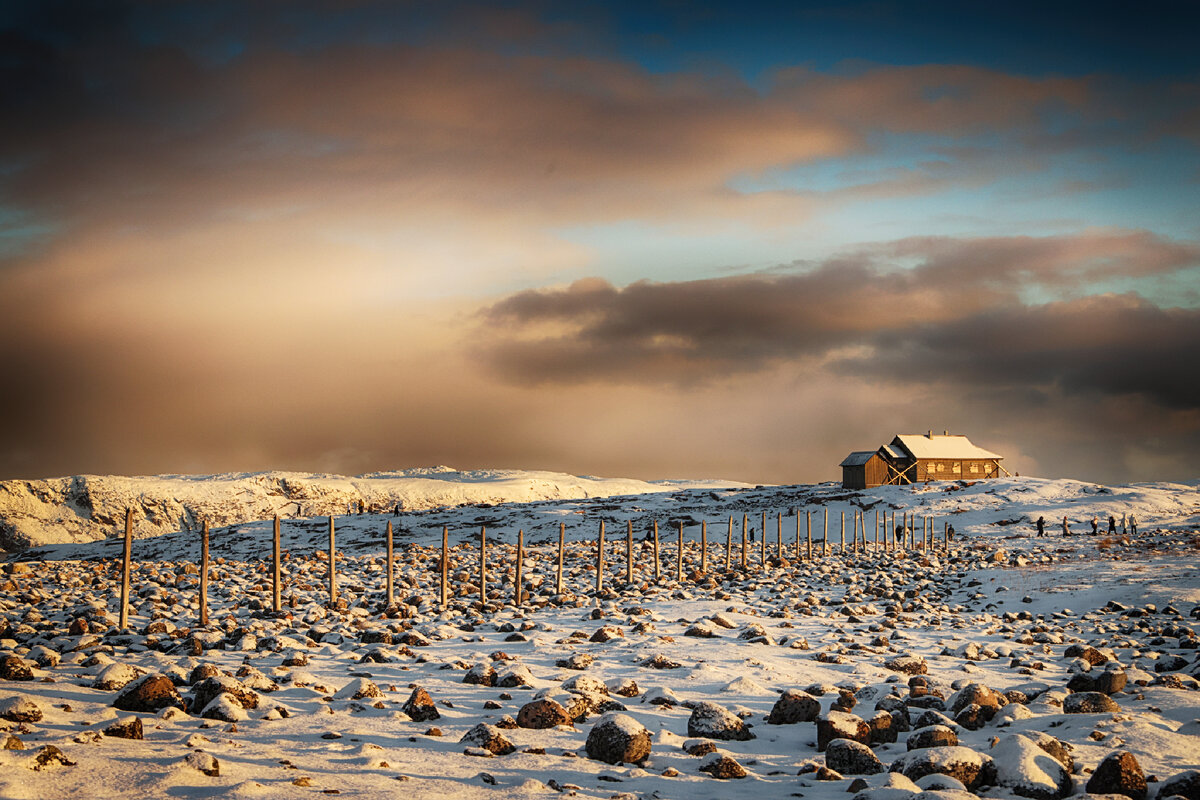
[{"xmin": 0, "ymin": 475, "xmax": 1198, "ymax": 799}]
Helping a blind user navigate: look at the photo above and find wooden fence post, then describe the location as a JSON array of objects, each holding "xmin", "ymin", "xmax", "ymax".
[
  {"xmin": 776, "ymin": 512, "xmax": 782, "ymax": 561},
  {"xmin": 701, "ymin": 520, "xmax": 708, "ymax": 574},
  {"xmin": 119, "ymin": 508, "xmax": 132, "ymax": 629},
  {"xmin": 840, "ymin": 510, "xmax": 846, "ymax": 554},
  {"xmin": 556, "ymin": 523, "xmax": 564, "ymax": 595},
  {"xmin": 480, "ymin": 526, "xmax": 488, "ymax": 604},
  {"xmin": 795, "ymin": 509, "xmax": 801, "ymax": 561},
  {"xmin": 385, "ymin": 520, "xmax": 394, "ymax": 609},
  {"xmin": 653, "ymin": 520, "xmax": 660, "ymax": 581},
  {"xmin": 725, "ymin": 516, "xmax": 733, "ymax": 569},
  {"xmin": 944, "ymin": 521, "xmax": 949, "ymax": 552},
  {"xmin": 823, "ymin": 507, "xmax": 829, "ymax": 556},
  {"xmin": 273, "ymin": 515, "xmax": 282, "ymax": 613},
  {"xmin": 328, "ymin": 516, "xmax": 338, "ymax": 608},
  {"xmin": 596, "ymin": 520, "xmax": 604, "ymax": 592},
  {"xmin": 874, "ymin": 510, "xmax": 880, "ymax": 551},
  {"xmin": 676, "ymin": 520, "xmax": 683, "ymax": 581},
  {"xmin": 806, "ymin": 510, "xmax": 812, "ymax": 560},
  {"xmin": 515, "ymin": 530, "xmax": 524, "ymax": 607},
  {"xmin": 626, "ymin": 520, "xmax": 634, "ymax": 584},
  {"xmin": 199, "ymin": 520, "xmax": 209, "ymax": 625},
  {"xmin": 760, "ymin": 510, "xmax": 766, "ymax": 566},
  {"xmin": 741, "ymin": 513, "xmax": 747, "ymax": 570},
  {"xmin": 441, "ymin": 527, "xmax": 448, "ymax": 608}
]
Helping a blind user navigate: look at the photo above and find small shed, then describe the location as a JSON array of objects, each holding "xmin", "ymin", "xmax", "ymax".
[{"xmin": 839, "ymin": 450, "xmax": 892, "ymax": 490}]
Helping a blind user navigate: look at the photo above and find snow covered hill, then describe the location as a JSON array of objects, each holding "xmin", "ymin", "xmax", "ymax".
[{"xmin": 0, "ymin": 467, "xmax": 750, "ymax": 552}]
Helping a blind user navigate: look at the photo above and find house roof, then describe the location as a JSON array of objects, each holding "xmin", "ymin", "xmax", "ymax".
[
  {"xmin": 839, "ymin": 451, "xmax": 878, "ymax": 467},
  {"xmin": 892, "ymin": 434, "xmax": 1002, "ymax": 461}
]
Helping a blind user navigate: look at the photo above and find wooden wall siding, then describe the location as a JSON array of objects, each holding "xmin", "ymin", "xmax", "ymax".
[
  {"xmin": 843, "ymin": 453, "xmax": 892, "ymax": 489},
  {"xmin": 914, "ymin": 459, "xmax": 1000, "ymax": 481}
]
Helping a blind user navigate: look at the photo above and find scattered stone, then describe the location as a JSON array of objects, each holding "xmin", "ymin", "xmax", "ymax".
[
  {"xmin": 113, "ymin": 674, "xmax": 185, "ymax": 713},
  {"xmin": 184, "ymin": 751, "xmax": 220, "ymax": 777},
  {"xmin": 768, "ymin": 689, "xmax": 821, "ymax": 724},
  {"xmin": 517, "ymin": 698, "xmax": 572, "ymax": 729},
  {"xmin": 817, "ymin": 710, "xmax": 870, "ymax": 751},
  {"xmin": 31, "ymin": 745, "xmax": 75, "ymax": 771},
  {"xmin": 1063, "ymin": 692, "xmax": 1120, "ymax": 714},
  {"xmin": 1086, "ymin": 751, "xmax": 1146, "ymax": 800},
  {"xmin": 990, "ymin": 733, "xmax": 1071, "ymax": 800},
  {"xmin": 192, "ymin": 676, "xmax": 260, "ymax": 710},
  {"xmin": 687, "ymin": 701, "xmax": 754, "ymax": 741},
  {"xmin": 585, "ymin": 712, "xmax": 651, "ymax": 765},
  {"xmin": 0, "ymin": 656, "xmax": 34, "ymax": 681},
  {"xmin": 698, "ymin": 752, "xmax": 747, "ymax": 779},
  {"xmin": 907, "ymin": 725, "xmax": 958, "ymax": 750},
  {"xmin": 401, "ymin": 686, "xmax": 439, "ymax": 722},
  {"xmin": 1155, "ymin": 770, "xmax": 1200, "ymax": 800},
  {"xmin": 826, "ymin": 737, "xmax": 884, "ymax": 775},
  {"xmin": 889, "ymin": 745, "xmax": 997, "ymax": 790},
  {"xmin": 103, "ymin": 717, "xmax": 144, "ymax": 740},
  {"xmin": 459, "ymin": 723, "xmax": 515, "ymax": 756},
  {"xmin": 884, "ymin": 654, "xmax": 928, "ymax": 675},
  {"xmin": 0, "ymin": 695, "xmax": 43, "ymax": 723},
  {"xmin": 463, "ymin": 663, "xmax": 496, "ymax": 687}
]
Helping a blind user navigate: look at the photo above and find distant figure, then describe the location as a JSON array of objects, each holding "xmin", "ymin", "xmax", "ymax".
[
  {"xmin": 1036, "ymin": 516, "xmax": 1046, "ymax": 537},
  {"xmin": 1129, "ymin": 515, "xmax": 1138, "ymax": 535},
  {"xmin": 1090, "ymin": 516, "xmax": 1099, "ymax": 535},
  {"xmin": 749, "ymin": 528, "xmax": 755, "ymax": 543},
  {"xmin": 1121, "ymin": 513, "xmax": 1127, "ymax": 535},
  {"xmin": 394, "ymin": 504, "xmax": 400, "ymax": 517},
  {"xmin": 947, "ymin": 524, "xmax": 955, "ymax": 542},
  {"xmin": 1108, "ymin": 515, "xmax": 1117, "ymax": 534},
  {"xmin": 1061, "ymin": 516, "xmax": 1070, "ymax": 536}
]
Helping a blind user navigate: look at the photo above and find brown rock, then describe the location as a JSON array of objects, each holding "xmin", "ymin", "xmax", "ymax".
[{"xmin": 1087, "ymin": 751, "xmax": 1146, "ymax": 800}]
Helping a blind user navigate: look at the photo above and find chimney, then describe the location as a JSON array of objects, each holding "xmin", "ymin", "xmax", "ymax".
[
  {"xmin": 927, "ymin": 430, "xmax": 932, "ymax": 438},
  {"xmin": 944, "ymin": 430, "xmax": 948, "ymax": 436}
]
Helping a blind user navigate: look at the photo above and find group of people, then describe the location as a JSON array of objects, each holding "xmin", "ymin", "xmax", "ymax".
[{"xmin": 1035, "ymin": 513, "xmax": 1137, "ymax": 537}]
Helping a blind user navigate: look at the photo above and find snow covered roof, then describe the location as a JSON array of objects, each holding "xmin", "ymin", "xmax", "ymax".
[
  {"xmin": 839, "ymin": 451, "xmax": 878, "ymax": 467},
  {"xmin": 892, "ymin": 434, "xmax": 1003, "ymax": 461},
  {"xmin": 883, "ymin": 444, "xmax": 906, "ymax": 460}
]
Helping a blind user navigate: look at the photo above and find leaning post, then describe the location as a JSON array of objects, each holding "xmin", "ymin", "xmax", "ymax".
[
  {"xmin": 328, "ymin": 516, "xmax": 338, "ymax": 608},
  {"xmin": 556, "ymin": 523, "xmax": 565, "ymax": 595},
  {"xmin": 515, "ymin": 529, "xmax": 524, "ymax": 607},
  {"xmin": 385, "ymin": 520, "xmax": 394, "ymax": 608},
  {"xmin": 626, "ymin": 520, "xmax": 634, "ymax": 584},
  {"xmin": 199, "ymin": 520, "xmax": 209, "ymax": 625},
  {"xmin": 700, "ymin": 520, "xmax": 708, "ymax": 574},
  {"xmin": 119, "ymin": 508, "xmax": 132, "ymax": 629},
  {"xmin": 676, "ymin": 520, "xmax": 683, "ymax": 582},
  {"xmin": 272, "ymin": 514, "xmax": 282, "ymax": 612},
  {"xmin": 441, "ymin": 526, "xmax": 449, "ymax": 608},
  {"xmin": 596, "ymin": 520, "xmax": 605, "ymax": 593},
  {"xmin": 479, "ymin": 526, "xmax": 487, "ymax": 605}
]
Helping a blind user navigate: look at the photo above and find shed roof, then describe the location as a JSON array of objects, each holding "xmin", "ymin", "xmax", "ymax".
[
  {"xmin": 892, "ymin": 434, "xmax": 1002, "ymax": 461},
  {"xmin": 839, "ymin": 451, "xmax": 878, "ymax": 467}
]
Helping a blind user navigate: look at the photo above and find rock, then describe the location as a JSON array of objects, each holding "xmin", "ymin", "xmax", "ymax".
[
  {"xmin": 401, "ymin": 686, "xmax": 439, "ymax": 722},
  {"xmin": 556, "ymin": 653, "xmax": 593, "ymax": 670},
  {"xmin": 1156, "ymin": 771, "xmax": 1200, "ymax": 800},
  {"xmin": 0, "ymin": 656, "xmax": 34, "ymax": 681},
  {"xmin": 687, "ymin": 701, "xmax": 754, "ymax": 741},
  {"xmin": 93, "ymin": 663, "xmax": 144, "ymax": 691},
  {"xmin": 768, "ymin": 689, "xmax": 821, "ymax": 724},
  {"xmin": 590, "ymin": 625, "xmax": 623, "ymax": 643},
  {"xmin": 459, "ymin": 723, "xmax": 515, "ymax": 756},
  {"xmin": 1087, "ymin": 751, "xmax": 1146, "ymax": 800},
  {"xmin": 113, "ymin": 674, "xmax": 185, "ymax": 713},
  {"xmin": 827, "ymin": 738, "xmax": 885, "ymax": 775},
  {"xmin": 817, "ymin": 710, "xmax": 871, "ymax": 751},
  {"xmin": 990, "ymin": 734, "xmax": 1072, "ymax": 800},
  {"xmin": 699, "ymin": 752, "xmax": 747, "ymax": 779},
  {"xmin": 496, "ymin": 663, "xmax": 534, "ymax": 688},
  {"xmin": 1069, "ymin": 666, "xmax": 1127, "ymax": 695},
  {"xmin": 1065, "ymin": 644, "xmax": 1108, "ymax": 665},
  {"xmin": 889, "ymin": 745, "xmax": 997, "ymax": 790},
  {"xmin": 189, "ymin": 664, "xmax": 221, "ymax": 684},
  {"xmin": 907, "ymin": 725, "xmax": 958, "ymax": 750},
  {"xmin": 3, "ymin": 734, "xmax": 24, "ymax": 750},
  {"xmin": 1063, "ymin": 692, "xmax": 1120, "ymax": 713},
  {"xmin": 607, "ymin": 678, "xmax": 639, "ymax": 698},
  {"xmin": 869, "ymin": 711, "xmax": 899, "ymax": 744},
  {"xmin": 948, "ymin": 683, "xmax": 1007, "ymax": 720},
  {"xmin": 30, "ymin": 745, "xmax": 75, "ymax": 771},
  {"xmin": 103, "ymin": 717, "xmax": 144, "ymax": 740},
  {"xmin": 191, "ymin": 676, "xmax": 260, "ymax": 710},
  {"xmin": 517, "ymin": 698, "xmax": 572, "ymax": 729},
  {"xmin": 1025, "ymin": 731, "xmax": 1074, "ymax": 771},
  {"xmin": 334, "ymin": 678, "xmax": 383, "ymax": 701},
  {"xmin": 201, "ymin": 693, "xmax": 248, "ymax": 722},
  {"xmin": 184, "ymin": 751, "xmax": 220, "ymax": 777},
  {"xmin": 585, "ymin": 712, "xmax": 651, "ymax": 765},
  {"xmin": 0, "ymin": 695, "xmax": 43, "ymax": 723},
  {"xmin": 884, "ymin": 654, "xmax": 928, "ymax": 675},
  {"xmin": 463, "ymin": 662, "xmax": 496, "ymax": 687}
]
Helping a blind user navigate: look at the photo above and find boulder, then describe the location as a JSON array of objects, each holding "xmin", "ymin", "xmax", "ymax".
[
  {"xmin": 585, "ymin": 712, "xmax": 651, "ymax": 765},
  {"xmin": 0, "ymin": 695, "xmax": 43, "ymax": 723},
  {"xmin": 517, "ymin": 698, "xmax": 572, "ymax": 729},
  {"xmin": 699, "ymin": 752, "xmax": 747, "ymax": 779},
  {"xmin": 113, "ymin": 674, "xmax": 185, "ymax": 713},
  {"xmin": 889, "ymin": 745, "xmax": 997, "ymax": 790},
  {"xmin": 687, "ymin": 701, "xmax": 754, "ymax": 741},
  {"xmin": 1063, "ymin": 692, "xmax": 1120, "ymax": 714},
  {"xmin": 990, "ymin": 733, "xmax": 1072, "ymax": 800},
  {"xmin": 817, "ymin": 710, "xmax": 871, "ymax": 751},
  {"xmin": 1086, "ymin": 751, "xmax": 1146, "ymax": 800},
  {"xmin": 768, "ymin": 689, "xmax": 821, "ymax": 724},
  {"xmin": 334, "ymin": 678, "xmax": 383, "ymax": 701},
  {"xmin": 884, "ymin": 654, "xmax": 928, "ymax": 675},
  {"xmin": 1156, "ymin": 771, "xmax": 1200, "ymax": 800},
  {"xmin": 191, "ymin": 675, "xmax": 260, "ymax": 710},
  {"xmin": 459, "ymin": 723, "xmax": 515, "ymax": 756},
  {"xmin": 827, "ymin": 737, "xmax": 885, "ymax": 775},
  {"xmin": 401, "ymin": 686, "xmax": 439, "ymax": 722},
  {"xmin": 0, "ymin": 656, "xmax": 34, "ymax": 681},
  {"xmin": 907, "ymin": 725, "xmax": 958, "ymax": 750},
  {"xmin": 103, "ymin": 717, "xmax": 144, "ymax": 740}
]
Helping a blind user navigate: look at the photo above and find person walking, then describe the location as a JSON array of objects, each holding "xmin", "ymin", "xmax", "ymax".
[
  {"xmin": 1036, "ymin": 516, "xmax": 1046, "ymax": 537},
  {"xmin": 1062, "ymin": 516, "xmax": 1070, "ymax": 536},
  {"xmin": 1129, "ymin": 515, "xmax": 1138, "ymax": 535},
  {"xmin": 1091, "ymin": 516, "xmax": 1099, "ymax": 535},
  {"xmin": 1108, "ymin": 515, "xmax": 1117, "ymax": 534}
]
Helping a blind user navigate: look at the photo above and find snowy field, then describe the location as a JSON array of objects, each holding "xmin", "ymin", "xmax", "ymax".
[{"xmin": 1, "ymin": 474, "xmax": 1199, "ymax": 799}]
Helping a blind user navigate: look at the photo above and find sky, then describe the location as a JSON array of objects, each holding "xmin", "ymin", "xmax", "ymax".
[{"xmin": 2, "ymin": 0, "xmax": 1199, "ymax": 486}]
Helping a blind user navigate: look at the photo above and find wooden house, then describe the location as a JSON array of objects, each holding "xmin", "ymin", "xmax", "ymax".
[{"xmin": 839, "ymin": 432, "xmax": 1006, "ymax": 488}]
